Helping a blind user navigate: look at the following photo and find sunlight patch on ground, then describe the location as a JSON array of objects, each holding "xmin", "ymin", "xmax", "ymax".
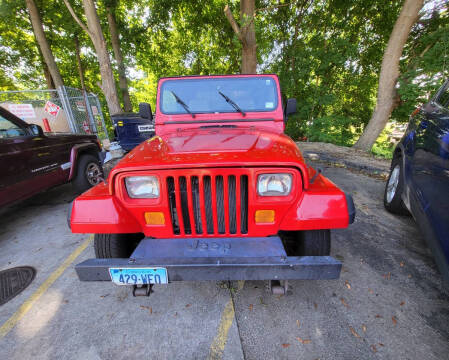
[{"xmin": 16, "ymin": 289, "xmax": 63, "ymax": 339}]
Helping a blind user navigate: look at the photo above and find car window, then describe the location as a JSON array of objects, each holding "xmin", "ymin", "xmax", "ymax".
[
  {"xmin": 436, "ymin": 83, "xmax": 449, "ymax": 110},
  {"xmin": 0, "ymin": 115, "xmax": 28, "ymax": 138}
]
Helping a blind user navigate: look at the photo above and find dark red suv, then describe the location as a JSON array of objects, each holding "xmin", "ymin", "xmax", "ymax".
[{"xmin": 0, "ymin": 106, "xmax": 103, "ymax": 208}]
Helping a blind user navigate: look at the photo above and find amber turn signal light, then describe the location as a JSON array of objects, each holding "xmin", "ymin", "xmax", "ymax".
[
  {"xmin": 144, "ymin": 212, "xmax": 165, "ymax": 225},
  {"xmin": 255, "ymin": 210, "xmax": 275, "ymax": 224}
]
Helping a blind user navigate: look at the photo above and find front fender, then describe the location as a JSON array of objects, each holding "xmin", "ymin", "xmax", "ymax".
[
  {"xmin": 69, "ymin": 183, "xmax": 141, "ymax": 233},
  {"xmin": 68, "ymin": 144, "xmax": 101, "ymax": 181},
  {"xmin": 279, "ymin": 174, "xmax": 354, "ymax": 230}
]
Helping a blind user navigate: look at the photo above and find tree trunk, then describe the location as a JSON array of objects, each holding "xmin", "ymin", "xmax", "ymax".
[
  {"xmin": 26, "ymin": 0, "xmax": 64, "ymax": 88},
  {"xmin": 354, "ymin": 0, "xmax": 424, "ymax": 151},
  {"xmin": 35, "ymin": 44, "xmax": 55, "ymax": 89},
  {"xmin": 63, "ymin": 0, "xmax": 122, "ymax": 116},
  {"xmin": 74, "ymin": 35, "xmax": 86, "ymax": 91},
  {"xmin": 224, "ymin": 1, "xmax": 257, "ymax": 74},
  {"xmin": 240, "ymin": 0, "xmax": 257, "ymax": 74},
  {"xmin": 83, "ymin": 0, "xmax": 121, "ymax": 115},
  {"xmin": 42, "ymin": 62, "xmax": 55, "ymax": 89},
  {"xmin": 106, "ymin": 6, "xmax": 132, "ymax": 112}
]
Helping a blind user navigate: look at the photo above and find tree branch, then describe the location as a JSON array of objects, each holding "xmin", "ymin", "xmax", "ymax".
[
  {"xmin": 255, "ymin": 1, "xmax": 296, "ymax": 13},
  {"xmin": 226, "ymin": 1, "xmax": 294, "ymax": 44},
  {"xmin": 293, "ymin": 0, "xmax": 311, "ymax": 41},
  {"xmin": 224, "ymin": 4, "xmax": 243, "ymax": 42},
  {"xmin": 62, "ymin": 0, "xmax": 91, "ymax": 36}
]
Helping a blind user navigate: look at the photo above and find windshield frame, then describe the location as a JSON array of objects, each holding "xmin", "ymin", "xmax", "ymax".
[{"xmin": 158, "ymin": 75, "xmax": 280, "ymax": 116}]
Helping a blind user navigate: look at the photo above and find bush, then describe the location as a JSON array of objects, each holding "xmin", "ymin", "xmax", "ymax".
[{"xmin": 370, "ymin": 125, "xmax": 395, "ymax": 159}]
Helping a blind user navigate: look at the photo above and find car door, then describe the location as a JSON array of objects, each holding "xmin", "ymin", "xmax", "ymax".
[
  {"xmin": 425, "ymin": 82, "xmax": 449, "ymax": 260},
  {"xmin": 0, "ymin": 110, "xmax": 35, "ymax": 207},
  {"xmin": 406, "ymin": 81, "xmax": 448, "ymax": 209},
  {"xmin": 28, "ymin": 132, "xmax": 72, "ymax": 188},
  {"xmin": 407, "ymin": 81, "xmax": 449, "ymax": 259}
]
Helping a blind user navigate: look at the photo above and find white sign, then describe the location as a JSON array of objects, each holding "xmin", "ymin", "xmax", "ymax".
[
  {"xmin": 91, "ymin": 105, "xmax": 99, "ymax": 116},
  {"xmin": 138, "ymin": 125, "xmax": 154, "ymax": 132},
  {"xmin": 8, "ymin": 104, "xmax": 36, "ymax": 119},
  {"xmin": 76, "ymin": 100, "xmax": 86, "ymax": 112}
]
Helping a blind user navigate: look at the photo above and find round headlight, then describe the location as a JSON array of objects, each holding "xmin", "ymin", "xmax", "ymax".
[
  {"xmin": 257, "ymin": 173, "xmax": 292, "ymax": 196},
  {"xmin": 125, "ymin": 176, "xmax": 160, "ymax": 198}
]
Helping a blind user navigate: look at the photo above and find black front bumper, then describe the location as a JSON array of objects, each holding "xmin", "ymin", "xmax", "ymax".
[{"xmin": 75, "ymin": 236, "xmax": 342, "ymax": 282}]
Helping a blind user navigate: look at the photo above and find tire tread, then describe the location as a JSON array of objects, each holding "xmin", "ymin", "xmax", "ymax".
[
  {"xmin": 94, "ymin": 233, "xmax": 142, "ymax": 258},
  {"xmin": 72, "ymin": 154, "xmax": 103, "ymax": 194},
  {"xmin": 300, "ymin": 230, "xmax": 331, "ymax": 256}
]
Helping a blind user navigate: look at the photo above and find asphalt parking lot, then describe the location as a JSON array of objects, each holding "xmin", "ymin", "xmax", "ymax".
[{"xmin": 0, "ymin": 162, "xmax": 448, "ymax": 360}]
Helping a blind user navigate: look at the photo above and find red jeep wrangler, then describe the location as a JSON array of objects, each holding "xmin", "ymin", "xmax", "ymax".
[{"xmin": 70, "ymin": 74, "xmax": 355, "ymax": 295}]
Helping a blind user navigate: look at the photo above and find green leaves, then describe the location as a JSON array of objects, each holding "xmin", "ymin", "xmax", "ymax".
[{"xmin": 0, "ymin": 0, "xmax": 447, "ymax": 152}]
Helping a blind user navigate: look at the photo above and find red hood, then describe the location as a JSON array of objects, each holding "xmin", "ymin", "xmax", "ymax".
[{"xmin": 109, "ymin": 126, "xmax": 308, "ymax": 184}]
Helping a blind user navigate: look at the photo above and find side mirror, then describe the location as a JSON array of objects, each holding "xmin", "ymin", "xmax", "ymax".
[
  {"xmin": 139, "ymin": 102, "xmax": 153, "ymax": 121},
  {"xmin": 285, "ymin": 98, "xmax": 297, "ymax": 116},
  {"xmin": 29, "ymin": 124, "xmax": 44, "ymax": 137}
]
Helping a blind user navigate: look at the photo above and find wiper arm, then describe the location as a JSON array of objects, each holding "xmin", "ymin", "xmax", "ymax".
[
  {"xmin": 170, "ymin": 91, "xmax": 195, "ymax": 118},
  {"xmin": 218, "ymin": 91, "xmax": 246, "ymax": 116}
]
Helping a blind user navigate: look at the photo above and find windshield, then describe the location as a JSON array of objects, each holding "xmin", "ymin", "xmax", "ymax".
[{"xmin": 160, "ymin": 77, "xmax": 278, "ymax": 115}]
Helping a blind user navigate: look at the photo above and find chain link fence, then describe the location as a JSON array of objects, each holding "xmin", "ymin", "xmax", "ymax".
[{"xmin": 0, "ymin": 86, "xmax": 109, "ymax": 141}]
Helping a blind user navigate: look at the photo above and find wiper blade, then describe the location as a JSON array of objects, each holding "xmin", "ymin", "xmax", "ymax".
[
  {"xmin": 170, "ymin": 91, "xmax": 195, "ymax": 118},
  {"xmin": 218, "ymin": 91, "xmax": 246, "ymax": 116}
]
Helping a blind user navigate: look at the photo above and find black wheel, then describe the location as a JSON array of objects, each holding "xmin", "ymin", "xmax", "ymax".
[
  {"xmin": 299, "ymin": 230, "xmax": 331, "ymax": 256},
  {"xmin": 384, "ymin": 156, "xmax": 409, "ymax": 215},
  {"xmin": 94, "ymin": 233, "xmax": 143, "ymax": 258},
  {"xmin": 72, "ymin": 154, "xmax": 103, "ymax": 193}
]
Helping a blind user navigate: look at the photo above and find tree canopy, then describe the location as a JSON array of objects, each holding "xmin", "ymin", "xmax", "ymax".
[{"xmin": 0, "ymin": 0, "xmax": 447, "ymax": 154}]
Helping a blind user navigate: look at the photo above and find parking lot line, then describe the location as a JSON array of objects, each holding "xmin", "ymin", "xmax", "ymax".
[
  {"xmin": 207, "ymin": 281, "xmax": 245, "ymax": 360},
  {"xmin": 0, "ymin": 235, "xmax": 93, "ymax": 338},
  {"xmin": 207, "ymin": 298, "xmax": 235, "ymax": 360}
]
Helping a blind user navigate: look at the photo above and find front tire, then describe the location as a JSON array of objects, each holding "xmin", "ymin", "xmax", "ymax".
[
  {"xmin": 280, "ymin": 230, "xmax": 331, "ymax": 256},
  {"xmin": 72, "ymin": 154, "xmax": 103, "ymax": 194},
  {"xmin": 384, "ymin": 156, "xmax": 409, "ymax": 215},
  {"xmin": 94, "ymin": 233, "xmax": 142, "ymax": 258},
  {"xmin": 299, "ymin": 230, "xmax": 331, "ymax": 256}
]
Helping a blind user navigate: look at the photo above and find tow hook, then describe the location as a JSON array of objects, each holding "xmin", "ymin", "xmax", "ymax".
[
  {"xmin": 269, "ymin": 280, "xmax": 289, "ymax": 295},
  {"xmin": 133, "ymin": 284, "xmax": 153, "ymax": 297}
]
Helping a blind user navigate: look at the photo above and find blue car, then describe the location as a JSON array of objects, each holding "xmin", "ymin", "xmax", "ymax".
[{"xmin": 384, "ymin": 79, "xmax": 449, "ymax": 283}]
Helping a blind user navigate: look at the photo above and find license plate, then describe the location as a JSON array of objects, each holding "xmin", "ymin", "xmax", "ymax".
[
  {"xmin": 138, "ymin": 125, "xmax": 154, "ymax": 132},
  {"xmin": 109, "ymin": 268, "xmax": 168, "ymax": 285}
]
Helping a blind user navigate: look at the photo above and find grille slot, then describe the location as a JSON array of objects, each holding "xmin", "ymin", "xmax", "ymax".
[
  {"xmin": 166, "ymin": 173, "xmax": 249, "ymax": 236},
  {"xmin": 179, "ymin": 177, "xmax": 192, "ymax": 234},
  {"xmin": 166, "ymin": 177, "xmax": 180, "ymax": 234},
  {"xmin": 240, "ymin": 175, "xmax": 248, "ymax": 234},
  {"xmin": 215, "ymin": 176, "xmax": 225, "ymax": 234},
  {"xmin": 191, "ymin": 176, "xmax": 203, "ymax": 234},
  {"xmin": 203, "ymin": 176, "xmax": 214, "ymax": 234},
  {"xmin": 228, "ymin": 175, "xmax": 237, "ymax": 234}
]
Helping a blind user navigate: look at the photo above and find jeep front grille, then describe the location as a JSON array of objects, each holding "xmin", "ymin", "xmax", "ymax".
[{"xmin": 166, "ymin": 174, "xmax": 249, "ymax": 236}]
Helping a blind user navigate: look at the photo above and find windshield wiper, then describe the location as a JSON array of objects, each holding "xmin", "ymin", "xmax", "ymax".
[
  {"xmin": 218, "ymin": 91, "xmax": 246, "ymax": 116},
  {"xmin": 170, "ymin": 91, "xmax": 195, "ymax": 118}
]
